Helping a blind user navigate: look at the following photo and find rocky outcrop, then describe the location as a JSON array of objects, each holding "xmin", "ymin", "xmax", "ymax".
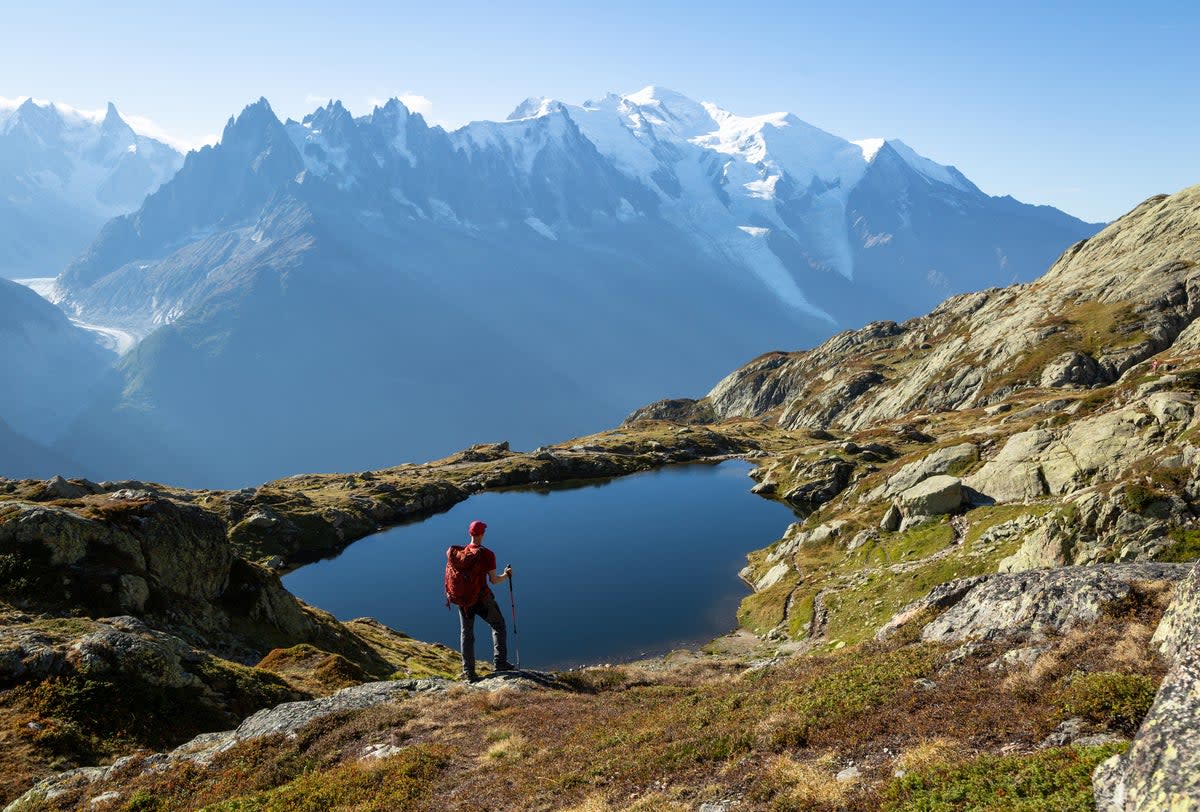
[
  {"xmin": 1040, "ymin": 351, "xmax": 1106, "ymax": 388},
  {"xmin": 2, "ymin": 615, "xmax": 210, "ymax": 689},
  {"xmin": 896, "ymin": 475, "xmax": 965, "ymax": 521},
  {"xmin": 5, "ymin": 671, "xmax": 559, "ymax": 810},
  {"xmin": 1094, "ymin": 562, "xmax": 1200, "ymax": 811},
  {"xmin": 878, "ymin": 564, "xmax": 1192, "ymax": 644},
  {"xmin": 867, "ymin": 443, "xmax": 978, "ymax": 501},
  {"xmin": 623, "ymin": 398, "xmax": 716, "ymax": 425},
  {"xmin": 0, "ymin": 495, "xmax": 233, "ymax": 618},
  {"xmin": 779, "ymin": 458, "xmax": 854, "ymax": 508},
  {"xmin": 0, "ymin": 492, "xmax": 413, "ymax": 672},
  {"xmin": 963, "ymin": 393, "xmax": 1195, "ymax": 505}
]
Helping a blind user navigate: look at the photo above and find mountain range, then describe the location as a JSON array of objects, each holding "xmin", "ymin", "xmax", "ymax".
[
  {"xmin": 0, "ymin": 98, "xmax": 181, "ymax": 279},
  {"xmin": 7, "ymin": 88, "xmax": 1102, "ymax": 486}
]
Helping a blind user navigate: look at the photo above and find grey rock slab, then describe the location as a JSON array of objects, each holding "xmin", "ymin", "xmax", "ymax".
[
  {"xmin": 41, "ymin": 475, "xmax": 97, "ymax": 500},
  {"xmin": 754, "ymin": 563, "xmax": 791, "ymax": 591},
  {"xmin": 836, "ymin": 766, "xmax": 862, "ymax": 782},
  {"xmin": 897, "ymin": 475, "xmax": 965, "ymax": 517},
  {"xmin": 963, "ymin": 430, "xmax": 1055, "ymax": 503},
  {"xmin": 872, "ymin": 443, "xmax": 979, "ymax": 500},
  {"xmin": 987, "ymin": 645, "xmax": 1045, "ymax": 672},
  {"xmin": 876, "ymin": 576, "xmax": 993, "ymax": 641},
  {"xmin": 919, "ymin": 564, "xmax": 1191, "ymax": 644},
  {"xmin": 1152, "ymin": 561, "xmax": 1200, "ymax": 661},
  {"xmin": 1041, "ymin": 350, "xmax": 1105, "ymax": 388},
  {"xmin": 230, "ymin": 679, "xmax": 448, "ymax": 744},
  {"xmin": 880, "ymin": 504, "xmax": 902, "ymax": 531},
  {"xmin": 1094, "ymin": 754, "xmax": 1128, "ymax": 812},
  {"xmin": 1040, "ymin": 717, "xmax": 1088, "ymax": 748}
]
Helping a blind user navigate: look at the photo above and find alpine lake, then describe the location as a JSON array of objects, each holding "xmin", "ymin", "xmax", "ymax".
[{"xmin": 283, "ymin": 461, "xmax": 799, "ymax": 670}]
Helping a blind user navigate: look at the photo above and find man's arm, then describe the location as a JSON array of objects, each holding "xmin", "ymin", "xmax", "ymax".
[{"xmin": 487, "ymin": 565, "xmax": 512, "ymax": 584}]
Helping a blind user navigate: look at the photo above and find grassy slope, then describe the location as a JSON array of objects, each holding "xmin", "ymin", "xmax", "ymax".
[{"xmin": 49, "ymin": 592, "xmax": 1167, "ymax": 811}]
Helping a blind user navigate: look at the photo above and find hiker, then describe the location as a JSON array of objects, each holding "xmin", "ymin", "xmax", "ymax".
[
  {"xmin": 445, "ymin": 519, "xmax": 514, "ymax": 681},
  {"xmin": 1151, "ymin": 358, "xmax": 1160, "ymax": 373}
]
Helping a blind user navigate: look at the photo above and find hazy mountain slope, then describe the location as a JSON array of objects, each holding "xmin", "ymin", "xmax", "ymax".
[
  {"xmin": 0, "ymin": 99, "xmax": 182, "ymax": 279},
  {"xmin": 0, "ymin": 278, "xmax": 115, "ymax": 449},
  {"xmin": 0, "ymin": 415, "xmax": 84, "ymax": 478}
]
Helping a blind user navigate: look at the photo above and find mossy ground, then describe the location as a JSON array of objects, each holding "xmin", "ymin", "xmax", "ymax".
[
  {"xmin": 342, "ymin": 619, "xmax": 461, "ymax": 680},
  {"xmin": 49, "ymin": 617, "xmax": 1168, "ymax": 812}
]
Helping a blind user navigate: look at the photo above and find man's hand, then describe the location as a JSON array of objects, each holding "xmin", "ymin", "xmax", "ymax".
[{"xmin": 503, "ymin": 565, "xmax": 513, "ymax": 578}]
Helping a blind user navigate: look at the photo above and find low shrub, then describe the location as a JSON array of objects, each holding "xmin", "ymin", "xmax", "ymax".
[
  {"xmin": 882, "ymin": 742, "xmax": 1128, "ymax": 811},
  {"xmin": 1058, "ymin": 672, "xmax": 1157, "ymax": 734},
  {"xmin": 1157, "ymin": 528, "xmax": 1200, "ymax": 562}
]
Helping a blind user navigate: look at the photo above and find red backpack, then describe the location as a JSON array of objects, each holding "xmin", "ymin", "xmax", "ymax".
[{"xmin": 444, "ymin": 544, "xmax": 487, "ymax": 609}]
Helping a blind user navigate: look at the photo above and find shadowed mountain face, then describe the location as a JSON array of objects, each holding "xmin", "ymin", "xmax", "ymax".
[
  {"xmin": 0, "ymin": 415, "xmax": 85, "ymax": 479},
  {"xmin": 0, "ymin": 99, "xmax": 181, "ymax": 279},
  {"xmin": 0, "ymin": 278, "xmax": 114, "ymax": 449},
  {"xmin": 51, "ymin": 92, "xmax": 1100, "ymax": 487}
]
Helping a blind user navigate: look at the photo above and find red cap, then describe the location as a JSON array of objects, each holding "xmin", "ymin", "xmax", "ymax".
[{"xmin": 468, "ymin": 520, "xmax": 487, "ymax": 537}]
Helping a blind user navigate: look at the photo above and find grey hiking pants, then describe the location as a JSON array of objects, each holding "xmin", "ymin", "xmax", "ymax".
[{"xmin": 458, "ymin": 591, "xmax": 508, "ymax": 675}]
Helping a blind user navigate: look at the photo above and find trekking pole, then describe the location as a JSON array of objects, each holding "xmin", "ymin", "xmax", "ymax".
[{"xmin": 508, "ymin": 572, "xmax": 521, "ymax": 669}]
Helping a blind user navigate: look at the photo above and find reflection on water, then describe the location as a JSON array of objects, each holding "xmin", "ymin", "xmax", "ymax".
[{"xmin": 284, "ymin": 461, "xmax": 797, "ymax": 670}]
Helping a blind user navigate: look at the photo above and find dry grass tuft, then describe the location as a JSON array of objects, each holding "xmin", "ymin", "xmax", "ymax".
[
  {"xmin": 556, "ymin": 791, "xmax": 692, "ymax": 812},
  {"xmin": 893, "ymin": 737, "xmax": 964, "ymax": 774},
  {"xmin": 757, "ymin": 753, "xmax": 851, "ymax": 808},
  {"xmin": 471, "ymin": 686, "xmax": 522, "ymax": 713},
  {"xmin": 482, "ymin": 729, "xmax": 530, "ymax": 761},
  {"xmin": 556, "ymin": 795, "xmax": 613, "ymax": 812}
]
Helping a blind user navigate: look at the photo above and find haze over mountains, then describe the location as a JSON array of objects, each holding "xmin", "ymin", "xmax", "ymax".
[
  {"xmin": 5, "ymin": 88, "xmax": 1102, "ymax": 486},
  {"xmin": 0, "ymin": 98, "xmax": 182, "ymax": 280}
]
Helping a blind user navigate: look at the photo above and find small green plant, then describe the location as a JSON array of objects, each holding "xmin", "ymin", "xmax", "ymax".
[
  {"xmin": 1157, "ymin": 528, "xmax": 1200, "ymax": 562},
  {"xmin": 1124, "ymin": 483, "xmax": 1169, "ymax": 513},
  {"xmin": 1058, "ymin": 672, "xmax": 1157, "ymax": 734},
  {"xmin": 123, "ymin": 791, "xmax": 166, "ymax": 811},
  {"xmin": 882, "ymin": 742, "xmax": 1128, "ymax": 811}
]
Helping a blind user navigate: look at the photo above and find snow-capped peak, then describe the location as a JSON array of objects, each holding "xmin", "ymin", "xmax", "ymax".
[
  {"xmin": 882, "ymin": 139, "xmax": 969, "ymax": 190},
  {"xmin": 620, "ymin": 85, "xmax": 717, "ymax": 139},
  {"xmin": 623, "ymin": 85, "xmax": 695, "ymax": 109},
  {"xmin": 507, "ymin": 97, "xmax": 563, "ymax": 121},
  {"xmin": 852, "ymin": 137, "xmax": 886, "ymax": 162},
  {"xmin": 851, "ymin": 138, "xmax": 971, "ymax": 192},
  {"xmin": 101, "ymin": 101, "xmax": 124, "ymax": 128}
]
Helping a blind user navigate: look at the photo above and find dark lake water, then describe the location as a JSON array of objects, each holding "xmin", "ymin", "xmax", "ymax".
[{"xmin": 283, "ymin": 461, "xmax": 797, "ymax": 670}]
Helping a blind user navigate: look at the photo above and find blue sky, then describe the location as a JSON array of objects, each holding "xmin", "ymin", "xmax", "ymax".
[{"xmin": 3, "ymin": 0, "xmax": 1196, "ymax": 222}]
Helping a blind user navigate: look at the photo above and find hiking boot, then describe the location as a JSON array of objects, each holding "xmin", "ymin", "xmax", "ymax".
[
  {"xmin": 459, "ymin": 670, "xmax": 480, "ymax": 683},
  {"xmin": 494, "ymin": 660, "xmax": 515, "ymax": 672}
]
